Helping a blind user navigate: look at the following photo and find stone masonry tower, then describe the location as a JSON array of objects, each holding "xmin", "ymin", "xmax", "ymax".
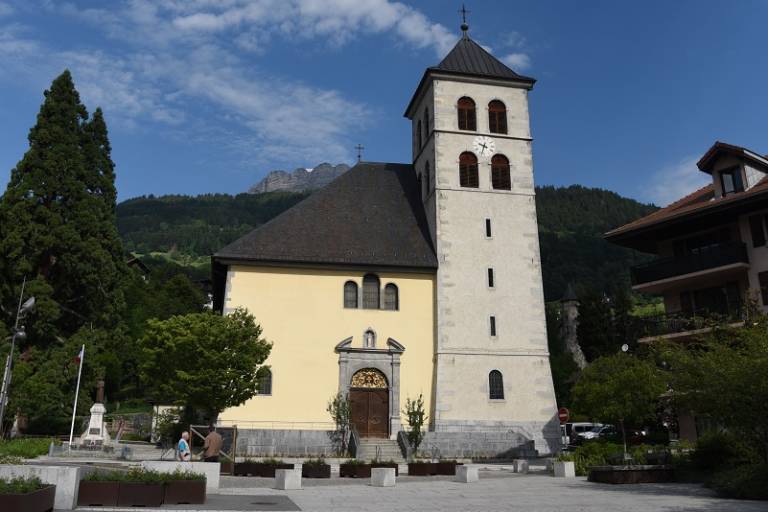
[{"xmin": 404, "ymin": 23, "xmax": 560, "ymax": 453}]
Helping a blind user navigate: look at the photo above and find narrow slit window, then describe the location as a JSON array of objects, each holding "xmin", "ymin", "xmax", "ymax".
[
  {"xmin": 490, "ymin": 316, "xmax": 497, "ymax": 336},
  {"xmin": 488, "ymin": 268, "xmax": 495, "ymax": 288},
  {"xmin": 485, "ymin": 218, "xmax": 492, "ymax": 238}
]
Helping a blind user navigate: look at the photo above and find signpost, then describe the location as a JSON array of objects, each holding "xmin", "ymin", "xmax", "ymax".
[{"xmin": 558, "ymin": 407, "xmax": 570, "ymax": 424}]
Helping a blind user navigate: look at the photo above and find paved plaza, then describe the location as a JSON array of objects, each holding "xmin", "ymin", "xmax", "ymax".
[{"xmin": 73, "ymin": 471, "xmax": 767, "ymax": 512}]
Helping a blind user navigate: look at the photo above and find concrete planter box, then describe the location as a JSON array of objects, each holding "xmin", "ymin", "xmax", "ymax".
[
  {"xmin": 163, "ymin": 480, "xmax": 206, "ymax": 504},
  {"xmin": 77, "ymin": 481, "xmax": 119, "ymax": 506},
  {"xmin": 234, "ymin": 462, "xmax": 294, "ymax": 477},
  {"xmin": 301, "ymin": 464, "xmax": 331, "ymax": 479},
  {"xmin": 340, "ymin": 464, "xmax": 372, "ymax": 478},
  {"xmin": 0, "ymin": 484, "xmax": 55, "ymax": 512},
  {"xmin": 407, "ymin": 462, "xmax": 437, "ymax": 476},
  {"xmin": 553, "ymin": 461, "xmax": 575, "ymax": 478},
  {"xmin": 588, "ymin": 465, "xmax": 674, "ymax": 484},
  {"xmin": 117, "ymin": 482, "xmax": 164, "ymax": 507},
  {"xmin": 371, "ymin": 468, "xmax": 396, "ymax": 487},
  {"xmin": 140, "ymin": 461, "xmax": 218, "ymax": 492},
  {"xmin": 436, "ymin": 462, "xmax": 461, "ymax": 475}
]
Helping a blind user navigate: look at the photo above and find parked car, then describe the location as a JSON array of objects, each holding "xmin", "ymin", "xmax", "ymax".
[
  {"xmin": 564, "ymin": 422, "xmax": 603, "ymax": 445},
  {"xmin": 581, "ymin": 424, "xmax": 618, "ymax": 441}
]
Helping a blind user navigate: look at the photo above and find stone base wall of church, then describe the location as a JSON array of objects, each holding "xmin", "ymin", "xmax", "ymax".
[
  {"xmin": 419, "ymin": 421, "xmax": 561, "ymax": 458},
  {"xmin": 236, "ymin": 429, "xmax": 335, "ymax": 458}
]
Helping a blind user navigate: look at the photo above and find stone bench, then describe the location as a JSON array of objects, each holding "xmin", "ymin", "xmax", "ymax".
[
  {"xmin": 275, "ymin": 469, "xmax": 301, "ymax": 490},
  {"xmin": 371, "ymin": 467, "xmax": 396, "ymax": 487},
  {"xmin": 141, "ymin": 461, "xmax": 220, "ymax": 492},
  {"xmin": 454, "ymin": 465, "xmax": 479, "ymax": 483},
  {"xmin": 553, "ymin": 461, "xmax": 575, "ymax": 478}
]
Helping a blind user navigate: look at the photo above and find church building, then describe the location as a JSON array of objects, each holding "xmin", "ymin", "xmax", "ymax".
[{"xmin": 212, "ymin": 23, "xmax": 560, "ymax": 457}]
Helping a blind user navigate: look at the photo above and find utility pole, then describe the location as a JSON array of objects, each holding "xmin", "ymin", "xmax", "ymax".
[{"xmin": 0, "ymin": 278, "xmax": 35, "ymax": 436}]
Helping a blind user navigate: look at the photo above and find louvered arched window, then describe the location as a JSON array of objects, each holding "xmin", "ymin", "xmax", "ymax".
[
  {"xmin": 423, "ymin": 107, "xmax": 430, "ymax": 142},
  {"xmin": 491, "ymin": 154, "xmax": 511, "ymax": 190},
  {"xmin": 459, "ymin": 152, "xmax": 479, "ymax": 188},
  {"xmin": 383, "ymin": 283, "xmax": 399, "ymax": 310},
  {"xmin": 344, "ymin": 281, "xmax": 358, "ymax": 308},
  {"xmin": 258, "ymin": 368, "xmax": 272, "ymax": 395},
  {"xmin": 362, "ymin": 274, "xmax": 380, "ymax": 309},
  {"xmin": 457, "ymin": 97, "xmax": 476, "ymax": 131},
  {"xmin": 489, "ymin": 370, "xmax": 504, "ymax": 400},
  {"xmin": 417, "ymin": 120, "xmax": 422, "ymax": 149},
  {"xmin": 424, "ymin": 161, "xmax": 430, "ymax": 197},
  {"xmin": 488, "ymin": 100, "xmax": 507, "ymax": 134}
]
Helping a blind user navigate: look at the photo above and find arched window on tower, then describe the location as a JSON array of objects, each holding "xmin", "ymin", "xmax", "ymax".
[
  {"xmin": 383, "ymin": 283, "xmax": 399, "ymax": 311},
  {"xmin": 417, "ymin": 120, "xmax": 423, "ymax": 149},
  {"xmin": 459, "ymin": 152, "xmax": 479, "ymax": 188},
  {"xmin": 489, "ymin": 370, "xmax": 504, "ymax": 400},
  {"xmin": 344, "ymin": 281, "xmax": 358, "ymax": 308},
  {"xmin": 488, "ymin": 100, "xmax": 507, "ymax": 134},
  {"xmin": 258, "ymin": 368, "xmax": 272, "ymax": 395},
  {"xmin": 424, "ymin": 161, "xmax": 431, "ymax": 197},
  {"xmin": 362, "ymin": 274, "xmax": 380, "ymax": 309},
  {"xmin": 423, "ymin": 107, "xmax": 430, "ymax": 142},
  {"xmin": 491, "ymin": 154, "xmax": 511, "ymax": 190},
  {"xmin": 457, "ymin": 97, "xmax": 476, "ymax": 131}
]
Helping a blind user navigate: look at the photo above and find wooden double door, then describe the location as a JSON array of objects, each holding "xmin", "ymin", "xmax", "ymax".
[{"xmin": 350, "ymin": 388, "xmax": 389, "ymax": 438}]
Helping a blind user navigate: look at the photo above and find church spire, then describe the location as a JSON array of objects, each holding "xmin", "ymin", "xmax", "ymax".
[{"xmin": 458, "ymin": 4, "xmax": 470, "ymax": 38}]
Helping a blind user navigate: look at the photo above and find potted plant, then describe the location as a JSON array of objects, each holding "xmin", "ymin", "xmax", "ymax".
[
  {"xmin": 78, "ymin": 470, "xmax": 125, "ymax": 506},
  {"xmin": 163, "ymin": 469, "xmax": 207, "ymax": 505},
  {"xmin": 117, "ymin": 468, "xmax": 164, "ymax": 507},
  {"xmin": 0, "ymin": 476, "xmax": 55, "ymax": 512},
  {"xmin": 372, "ymin": 459, "xmax": 400, "ymax": 476},
  {"xmin": 339, "ymin": 459, "xmax": 372, "ymax": 478},
  {"xmin": 258, "ymin": 458, "xmax": 294, "ymax": 478},
  {"xmin": 407, "ymin": 461, "xmax": 436, "ymax": 476},
  {"xmin": 301, "ymin": 458, "xmax": 331, "ymax": 479},
  {"xmin": 436, "ymin": 459, "xmax": 461, "ymax": 475}
]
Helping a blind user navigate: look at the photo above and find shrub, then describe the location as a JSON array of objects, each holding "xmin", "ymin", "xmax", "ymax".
[
  {"xmin": 342, "ymin": 459, "xmax": 367, "ymax": 466},
  {"xmin": 0, "ymin": 455, "xmax": 24, "ymax": 465},
  {"xmin": 0, "ymin": 476, "xmax": 46, "ymax": 495},
  {"xmin": 125, "ymin": 468, "xmax": 164, "ymax": 484},
  {"xmin": 259, "ymin": 458, "xmax": 285, "ymax": 466},
  {"xmin": 162, "ymin": 469, "xmax": 206, "ymax": 482},
  {"xmin": 557, "ymin": 442, "xmax": 624, "ymax": 476},
  {"xmin": 0, "ymin": 438, "xmax": 57, "ymax": 459},
  {"xmin": 692, "ymin": 431, "xmax": 755, "ymax": 471},
  {"xmin": 371, "ymin": 459, "xmax": 398, "ymax": 465},
  {"xmin": 84, "ymin": 470, "xmax": 128, "ymax": 482},
  {"xmin": 302, "ymin": 458, "xmax": 327, "ymax": 467},
  {"xmin": 708, "ymin": 464, "xmax": 768, "ymax": 500}
]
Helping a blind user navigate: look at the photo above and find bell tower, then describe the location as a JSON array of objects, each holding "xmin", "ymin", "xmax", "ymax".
[{"xmin": 404, "ymin": 21, "xmax": 560, "ymax": 453}]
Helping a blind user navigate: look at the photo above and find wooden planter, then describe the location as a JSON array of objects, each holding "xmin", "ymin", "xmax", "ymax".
[
  {"xmin": 220, "ymin": 461, "xmax": 234, "ymax": 475},
  {"xmin": 234, "ymin": 462, "xmax": 294, "ymax": 477},
  {"xmin": 78, "ymin": 481, "xmax": 119, "ymax": 506},
  {"xmin": 408, "ymin": 462, "xmax": 437, "ymax": 476},
  {"xmin": 164, "ymin": 480, "xmax": 207, "ymax": 505},
  {"xmin": 0, "ymin": 485, "xmax": 55, "ymax": 512},
  {"xmin": 372, "ymin": 462, "xmax": 399, "ymax": 476},
  {"xmin": 302, "ymin": 464, "xmax": 331, "ymax": 479},
  {"xmin": 436, "ymin": 462, "xmax": 461, "ymax": 475},
  {"xmin": 340, "ymin": 464, "xmax": 372, "ymax": 478},
  {"xmin": 117, "ymin": 482, "xmax": 164, "ymax": 507}
]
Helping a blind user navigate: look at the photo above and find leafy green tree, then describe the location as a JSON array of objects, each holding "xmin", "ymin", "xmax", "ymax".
[
  {"xmin": 572, "ymin": 353, "xmax": 665, "ymax": 454},
  {"xmin": 403, "ymin": 394, "xmax": 428, "ymax": 457},
  {"xmin": 326, "ymin": 392, "xmax": 351, "ymax": 456},
  {"xmin": 0, "ymin": 71, "xmax": 128, "ymax": 432},
  {"xmin": 657, "ymin": 318, "xmax": 768, "ymax": 462},
  {"xmin": 139, "ymin": 308, "xmax": 271, "ymax": 419}
]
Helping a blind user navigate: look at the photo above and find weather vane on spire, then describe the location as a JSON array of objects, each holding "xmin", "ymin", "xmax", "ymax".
[{"xmin": 459, "ymin": 4, "xmax": 470, "ymax": 37}]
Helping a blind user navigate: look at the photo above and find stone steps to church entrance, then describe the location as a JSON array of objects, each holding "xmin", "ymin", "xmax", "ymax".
[{"xmin": 356, "ymin": 438, "xmax": 405, "ymax": 462}]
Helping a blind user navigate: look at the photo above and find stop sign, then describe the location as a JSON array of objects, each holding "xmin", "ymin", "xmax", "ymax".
[{"xmin": 558, "ymin": 407, "xmax": 570, "ymax": 424}]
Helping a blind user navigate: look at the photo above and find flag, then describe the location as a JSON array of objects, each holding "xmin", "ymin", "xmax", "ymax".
[{"xmin": 74, "ymin": 346, "xmax": 84, "ymax": 365}]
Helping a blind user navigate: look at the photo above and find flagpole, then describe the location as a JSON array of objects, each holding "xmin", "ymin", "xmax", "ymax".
[{"xmin": 68, "ymin": 344, "xmax": 85, "ymax": 450}]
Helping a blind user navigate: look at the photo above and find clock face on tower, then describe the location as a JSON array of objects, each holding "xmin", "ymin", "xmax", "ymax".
[{"xmin": 472, "ymin": 136, "xmax": 495, "ymax": 158}]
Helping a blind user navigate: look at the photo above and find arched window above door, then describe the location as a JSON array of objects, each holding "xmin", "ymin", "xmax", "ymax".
[{"xmin": 362, "ymin": 274, "xmax": 380, "ymax": 309}]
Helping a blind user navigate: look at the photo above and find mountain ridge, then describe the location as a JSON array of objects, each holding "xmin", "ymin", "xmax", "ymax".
[{"xmin": 248, "ymin": 162, "xmax": 350, "ymax": 194}]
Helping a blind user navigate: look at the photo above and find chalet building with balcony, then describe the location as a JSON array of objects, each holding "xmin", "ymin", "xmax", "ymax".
[{"xmin": 606, "ymin": 141, "xmax": 768, "ymax": 343}]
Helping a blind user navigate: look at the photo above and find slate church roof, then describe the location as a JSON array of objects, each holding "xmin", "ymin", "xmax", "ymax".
[{"xmin": 214, "ymin": 162, "xmax": 438, "ymax": 270}]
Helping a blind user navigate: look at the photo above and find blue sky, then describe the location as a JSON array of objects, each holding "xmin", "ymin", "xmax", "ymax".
[{"xmin": 1, "ymin": 1, "xmax": 767, "ymax": 206}]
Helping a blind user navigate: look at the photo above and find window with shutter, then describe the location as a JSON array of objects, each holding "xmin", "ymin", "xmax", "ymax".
[
  {"xmin": 457, "ymin": 97, "xmax": 476, "ymax": 131},
  {"xmin": 491, "ymin": 154, "xmax": 511, "ymax": 190},
  {"xmin": 459, "ymin": 152, "xmax": 479, "ymax": 188},
  {"xmin": 488, "ymin": 100, "xmax": 507, "ymax": 134}
]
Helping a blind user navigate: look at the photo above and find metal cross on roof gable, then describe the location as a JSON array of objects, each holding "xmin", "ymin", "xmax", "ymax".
[{"xmin": 355, "ymin": 144, "xmax": 364, "ymax": 163}]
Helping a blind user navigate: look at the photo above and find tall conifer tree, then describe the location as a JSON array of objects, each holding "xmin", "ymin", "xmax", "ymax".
[{"xmin": 0, "ymin": 71, "xmax": 127, "ymax": 432}]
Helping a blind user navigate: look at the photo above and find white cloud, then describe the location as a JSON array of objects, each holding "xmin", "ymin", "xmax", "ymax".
[
  {"xmin": 501, "ymin": 53, "xmax": 531, "ymax": 71},
  {"xmin": 645, "ymin": 156, "xmax": 710, "ymax": 207}
]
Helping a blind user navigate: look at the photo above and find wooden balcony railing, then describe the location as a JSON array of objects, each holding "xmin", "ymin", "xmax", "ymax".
[{"xmin": 631, "ymin": 242, "xmax": 749, "ymax": 286}]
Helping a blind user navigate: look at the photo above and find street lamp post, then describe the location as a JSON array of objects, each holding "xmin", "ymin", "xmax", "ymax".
[{"xmin": 0, "ymin": 280, "xmax": 35, "ymax": 436}]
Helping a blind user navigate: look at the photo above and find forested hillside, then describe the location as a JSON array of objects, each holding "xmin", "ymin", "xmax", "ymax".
[{"xmin": 116, "ymin": 185, "xmax": 657, "ymax": 300}]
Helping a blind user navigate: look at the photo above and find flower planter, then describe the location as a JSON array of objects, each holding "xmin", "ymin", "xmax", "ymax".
[
  {"xmin": 436, "ymin": 461, "xmax": 462, "ymax": 475},
  {"xmin": 340, "ymin": 464, "xmax": 372, "ymax": 478},
  {"xmin": 302, "ymin": 464, "xmax": 331, "ymax": 479},
  {"xmin": 408, "ymin": 462, "xmax": 436, "ymax": 476},
  {"xmin": 372, "ymin": 462, "xmax": 399, "ymax": 476},
  {"xmin": 220, "ymin": 461, "xmax": 234, "ymax": 475},
  {"xmin": 117, "ymin": 482, "xmax": 164, "ymax": 507},
  {"xmin": 234, "ymin": 462, "xmax": 294, "ymax": 477},
  {"xmin": 78, "ymin": 481, "xmax": 119, "ymax": 506},
  {"xmin": 0, "ymin": 484, "xmax": 55, "ymax": 512},
  {"xmin": 163, "ymin": 480, "xmax": 207, "ymax": 504}
]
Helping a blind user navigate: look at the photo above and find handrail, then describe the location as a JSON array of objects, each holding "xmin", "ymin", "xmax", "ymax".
[
  {"xmin": 396, "ymin": 430, "xmax": 412, "ymax": 461},
  {"xmin": 348, "ymin": 424, "xmax": 360, "ymax": 459}
]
